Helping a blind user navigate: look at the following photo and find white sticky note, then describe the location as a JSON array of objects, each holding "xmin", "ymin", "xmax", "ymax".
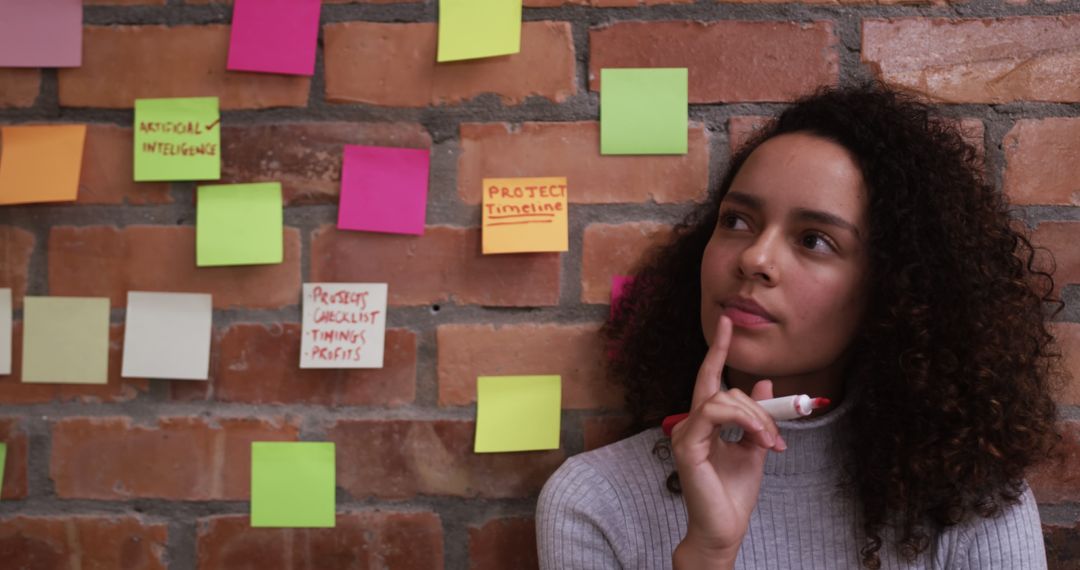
[
  {"xmin": 301, "ymin": 283, "xmax": 387, "ymax": 369},
  {"xmin": 0, "ymin": 289, "xmax": 10, "ymax": 375},
  {"xmin": 121, "ymin": 292, "xmax": 213, "ymax": 380}
]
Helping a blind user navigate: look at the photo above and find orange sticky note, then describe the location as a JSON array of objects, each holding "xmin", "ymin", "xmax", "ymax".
[
  {"xmin": 0, "ymin": 125, "xmax": 86, "ymax": 205},
  {"xmin": 481, "ymin": 176, "xmax": 569, "ymax": 254}
]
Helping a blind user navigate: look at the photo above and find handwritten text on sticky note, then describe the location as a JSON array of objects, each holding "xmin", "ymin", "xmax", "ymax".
[
  {"xmin": 481, "ymin": 177, "xmax": 568, "ymax": 254},
  {"xmin": 134, "ymin": 97, "xmax": 221, "ymax": 182},
  {"xmin": 301, "ymin": 283, "xmax": 388, "ymax": 369}
]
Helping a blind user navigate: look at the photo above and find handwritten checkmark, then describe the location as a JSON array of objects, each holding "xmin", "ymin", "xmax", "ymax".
[{"xmin": 205, "ymin": 119, "xmax": 221, "ymax": 131}]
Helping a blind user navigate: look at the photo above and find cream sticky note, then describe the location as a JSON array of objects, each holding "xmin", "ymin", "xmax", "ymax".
[
  {"xmin": 121, "ymin": 292, "xmax": 213, "ymax": 380},
  {"xmin": 22, "ymin": 296, "xmax": 110, "ymax": 385},
  {"xmin": 301, "ymin": 283, "xmax": 388, "ymax": 369},
  {"xmin": 0, "ymin": 289, "xmax": 10, "ymax": 375},
  {"xmin": 481, "ymin": 177, "xmax": 568, "ymax": 254},
  {"xmin": 0, "ymin": 125, "xmax": 86, "ymax": 205},
  {"xmin": 600, "ymin": 68, "xmax": 688, "ymax": 155},
  {"xmin": 251, "ymin": 442, "xmax": 336, "ymax": 528},
  {"xmin": 437, "ymin": 0, "xmax": 521, "ymax": 62},
  {"xmin": 474, "ymin": 375, "xmax": 561, "ymax": 453},
  {"xmin": 134, "ymin": 97, "xmax": 221, "ymax": 182},
  {"xmin": 196, "ymin": 182, "xmax": 283, "ymax": 267}
]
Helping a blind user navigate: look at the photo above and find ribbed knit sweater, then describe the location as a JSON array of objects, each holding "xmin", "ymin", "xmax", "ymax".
[{"xmin": 536, "ymin": 391, "xmax": 1047, "ymax": 569}]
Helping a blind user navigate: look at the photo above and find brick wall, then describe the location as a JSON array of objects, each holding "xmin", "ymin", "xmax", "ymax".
[{"xmin": 0, "ymin": 1, "xmax": 1078, "ymax": 569}]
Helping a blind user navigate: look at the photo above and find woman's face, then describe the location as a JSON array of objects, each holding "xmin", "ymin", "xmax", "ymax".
[{"xmin": 700, "ymin": 132, "xmax": 871, "ymax": 378}]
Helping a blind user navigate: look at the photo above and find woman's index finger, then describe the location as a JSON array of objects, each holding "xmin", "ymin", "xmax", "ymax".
[{"xmin": 691, "ymin": 315, "xmax": 733, "ymax": 410}]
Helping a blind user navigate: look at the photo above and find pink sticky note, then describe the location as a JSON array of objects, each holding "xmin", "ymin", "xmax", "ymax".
[
  {"xmin": 338, "ymin": 145, "xmax": 431, "ymax": 235},
  {"xmin": 0, "ymin": 0, "xmax": 82, "ymax": 68},
  {"xmin": 610, "ymin": 275, "xmax": 633, "ymax": 317},
  {"xmin": 226, "ymin": 0, "xmax": 321, "ymax": 76}
]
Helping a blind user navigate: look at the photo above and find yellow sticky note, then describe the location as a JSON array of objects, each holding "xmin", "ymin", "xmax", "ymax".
[
  {"xmin": 0, "ymin": 125, "xmax": 86, "ymax": 205},
  {"xmin": 22, "ymin": 296, "xmax": 110, "ymax": 384},
  {"xmin": 474, "ymin": 375, "xmax": 561, "ymax": 453},
  {"xmin": 437, "ymin": 0, "xmax": 521, "ymax": 62},
  {"xmin": 481, "ymin": 177, "xmax": 568, "ymax": 254}
]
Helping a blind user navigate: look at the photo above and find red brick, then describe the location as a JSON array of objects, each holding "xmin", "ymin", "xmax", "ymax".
[
  {"xmin": 329, "ymin": 420, "xmax": 565, "ymax": 499},
  {"xmin": 0, "ymin": 69, "xmax": 39, "ymax": 108},
  {"xmin": 1030, "ymin": 222, "xmax": 1080, "ymax": 298},
  {"xmin": 58, "ymin": 26, "xmax": 309, "ymax": 109},
  {"xmin": 324, "ymin": 21, "xmax": 575, "ymax": 107},
  {"xmin": 862, "ymin": 16, "xmax": 1080, "ymax": 104},
  {"xmin": 1004, "ymin": 118, "xmax": 1080, "ymax": 206},
  {"xmin": 82, "ymin": 125, "xmax": 171, "ymax": 204},
  {"xmin": 0, "ymin": 323, "xmax": 150, "ymax": 404},
  {"xmin": 311, "ymin": 225, "xmax": 560, "ymax": 307},
  {"xmin": 581, "ymin": 222, "xmax": 673, "ymax": 303},
  {"xmin": 1051, "ymin": 323, "xmax": 1080, "ymax": 406},
  {"xmin": 437, "ymin": 323, "xmax": 621, "ymax": 410},
  {"xmin": 469, "ymin": 517, "xmax": 538, "ymax": 570},
  {"xmin": 1043, "ymin": 522, "xmax": 1080, "ymax": 570},
  {"xmin": 458, "ymin": 122, "xmax": 709, "ymax": 205},
  {"xmin": 219, "ymin": 122, "xmax": 430, "ymax": 205},
  {"xmin": 1030, "ymin": 420, "xmax": 1080, "ymax": 503},
  {"xmin": 584, "ymin": 415, "xmax": 634, "ymax": 451},
  {"xmin": 0, "ymin": 516, "xmax": 167, "ymax": 569},
  {"xmin": 0, "ymin": 418, "xmax": 28, "ymax": 500},
  {"xmin": 197, "ymin": 512, "xmax": 443, "ymax": 569},
  {"xmin": 49, "ymin": 226, "xmax": 302, "ymax": 309},
  {"xmin": 589, "ymin": 21, "xmax": 838, "ymax": 103},
  {"xmin": 171, "ymin": 323, "xmax": 416, "ymax": 407},
  {"xmin": 0, "ymin": 226, "xmax": 34, "ymax": 309},
  {"xmin": 51, "ymin": 416, "xmax": 299, "ymax": 500},
  {"xmin": 531, "ymin": 0, "xmax": 688, "ymax": 5}
]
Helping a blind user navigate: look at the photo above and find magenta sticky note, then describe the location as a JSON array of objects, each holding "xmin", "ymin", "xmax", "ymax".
[
  {"xmin": 338, "ymin": 145, "xmax": 431, "ymax": 236},
  {"xmin": 0, "ymin": 0, "xmax": 82, "ymax": 68},
  {"xmin": 226, "ymin": 0, "xmax": 321, "ymax": 76}
]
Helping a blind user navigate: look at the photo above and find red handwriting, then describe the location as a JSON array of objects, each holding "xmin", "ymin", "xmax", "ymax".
[
  {"xmin": 313, "ymin": 308, "xmax": 381, "ymax": 325},
  {"xmin": 307, "ymin": 328, "xmax": 366, "ymax": 344},
  {"xmin": 308, "ymin": 345, "xmax": 364, "ymax": 362},
  {"xmin": 139, "ymin": 121, "xmax": 212, "ymax": 135},
  {"xmin": 140, "ymin": 141, "xmax": 218, "ymax": 157},
  {"xmin": 310, "ymin": 286, "xmax": 369, "ymax": 309},
  {"xmin": 205, "ymin": 119, "xmax": 221, "ymax": 131},
  {"xmin": 487, "ymin": 184, "xmax": 567, "ymax": 199}
]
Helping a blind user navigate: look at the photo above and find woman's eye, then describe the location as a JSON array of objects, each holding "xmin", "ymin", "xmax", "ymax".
[
  {"xmin": 802, "ymin": 232, "xmax": 835, "ymax": 253},
  {"xmin": 719, "ymin": 212, "xmax": 748, "ymax": 230}
]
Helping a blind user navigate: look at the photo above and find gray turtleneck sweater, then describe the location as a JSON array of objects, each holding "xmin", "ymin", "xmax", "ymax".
[{"xmin": 536, "ymin": 392, "xmax": 1047, "ymax": 569}]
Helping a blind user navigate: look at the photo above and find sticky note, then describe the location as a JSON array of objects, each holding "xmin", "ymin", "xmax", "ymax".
[
  {"xmin": 122, "ymin": 292, "xmax": 213, "ymax": 380},
  {"xmin": 481, "ymin": 177, "xmax": 568, "ymax": 254},
  {"xmin": 227, "ymin": 0, "xmax": 321, "ymax": 76},
  {"xmin": 475, "ymin": 375, "xmax": 561, "ymax": 453},
  {"xmin": 338, "ymin": 146, "xmax": 430, "ymax": 236},
  {"xmin": 0, "ymin": 0, "xmax": 82, "ymax": 67},
  {"xmin": 196, "ymin": 182, "xmax": 283, "ymax": 267},
  {"xmin": 21, "ymin": 296, "xmax": 110, "ymax": 385},
  {"xmin": 437, "ymin": 0, "xmax": 521, "ymax": 62},
  {"xmin": 0, "ymin": 125, "xmax": 86, "ymax": 205},
  {"xmin": 301, "ymin": 283, "xmax": 388, "ymax": 369},
  {"xmin": 600, "ymin": 68, "xmax": 688, "ymax": 155},
  {"xmin": 0, "ymin": 442, "xmax": 6, "ymax": 499},
  {"xmin": 0, "ymin": 289, "xmax": 10, "ymax": 375},
  {"xmin": 251, "ymin": 442, "xmax": 336, "ymax": 528},
  {"xmin": 134, "ymin": 97, "xmax": 221, "ymax": 182}
]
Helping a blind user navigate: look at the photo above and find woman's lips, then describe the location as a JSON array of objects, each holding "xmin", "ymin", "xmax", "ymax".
[{"xmin": 721, "ymin": 305, "xmax": 777, "ymax": 328}]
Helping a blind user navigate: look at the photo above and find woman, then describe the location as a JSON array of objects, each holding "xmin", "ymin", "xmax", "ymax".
[{"xmin": 536, "ymin": 81, "xmax": 1067, "ymax": 569}]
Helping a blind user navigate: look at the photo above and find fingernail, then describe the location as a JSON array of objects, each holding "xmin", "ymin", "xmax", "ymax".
[
  {"xmin": 763, "ymin": 431, "xmax": 775, "ymax": 447},
  {"xmin": 776, "ymin": 435, "xmax": 787, "ymax": 451}
]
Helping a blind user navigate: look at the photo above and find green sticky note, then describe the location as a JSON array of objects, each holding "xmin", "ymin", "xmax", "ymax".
[
  {"xmin": 0, "ymin": 442, "xmax": 7, "ymax": 500},
  {"xmin": 437, "ymin": 0, "xmax": 521, "ymax": 62},
  {"xmin": 600, "ymin": 68, "xmax": 688, "ymax": 155},
  {"xmin": 196, "ymin": 182, "xmax": 283, "ymax": 267},
  {"xmin": 21, "ymin": 296, "xmax": 110, "ymax": 384},
  {"xmin": 251, "ymin": 442, "xmax": 336, "ymax": 528},
  {"xmin": 475, "ymin": 375, "xmax": 561, "ymax": 453},
  {"xmin": 134, "ymin": 97, "xmax": 221, "ymax": 181}
]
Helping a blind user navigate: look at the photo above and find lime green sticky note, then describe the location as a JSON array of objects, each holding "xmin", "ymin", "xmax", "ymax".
[
  {"xmin": 600, "ymin": 68, "xmax": 688, "ymax": 155},
  {"xmin": 0, "ymin": 442, "xmax": 7, "ymax": 500},
  {"xmin": 437, "ymin": 0, "xmax": 521, "ymax": 62},
  {"xmin": 251, "ymin": 442, "xmax": 335, "ymax": 528},
  {"xmin": 21, "ymin": 296, "xmax": 110, "ymax": 385},
  {"xmin": 475, "ymin": 375, "xmax": 561, "ymax": 453},
  {"xmin": 196, "ymin": 182, "xmax": 283, "ymax": 267},
  {"xmin": 134, "ymin": 97, "xmax": 221, "ymax": 182}
]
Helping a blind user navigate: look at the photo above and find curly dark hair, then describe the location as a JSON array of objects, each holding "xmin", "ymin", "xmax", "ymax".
[{"xmin": 603, "ymin": 80, "xmax": 1068, "ymax": 568}]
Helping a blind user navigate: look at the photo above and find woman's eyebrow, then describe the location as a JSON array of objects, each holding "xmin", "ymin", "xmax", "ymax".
[{"xmin": 723, "ymin": 191, "xmax": 862, "ymax": 241}]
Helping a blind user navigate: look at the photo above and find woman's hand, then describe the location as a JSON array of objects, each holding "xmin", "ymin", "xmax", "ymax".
[{"xmin": 670, "ymin": 315, "xmax": 786, "ymax": 568}]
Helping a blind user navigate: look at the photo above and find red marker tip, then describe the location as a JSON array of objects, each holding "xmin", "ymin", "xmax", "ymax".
[{"xmin": 811, "ymin": 397, "xmax": 831, "ymax": 409}]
